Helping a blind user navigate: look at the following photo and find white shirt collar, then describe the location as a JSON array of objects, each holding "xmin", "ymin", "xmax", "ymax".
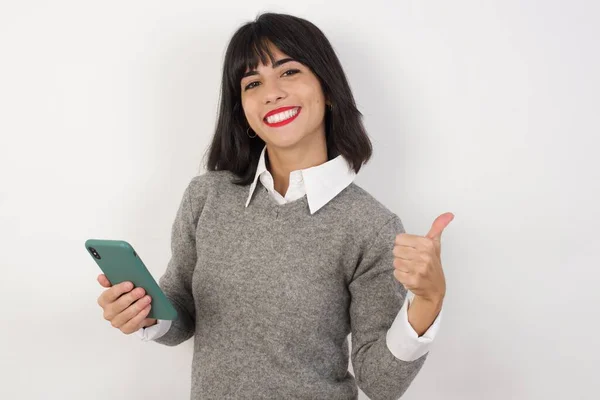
[{"xmin": 245, "ymin": 144, "xmax": 357, "ymax": 214}]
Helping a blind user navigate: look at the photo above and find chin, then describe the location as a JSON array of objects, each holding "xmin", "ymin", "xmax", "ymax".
[
  {"xmin": 268, "ymin": 137, "xmax": 303, "ymax": 150},
  {"xmin": 263, "ymin": 128, "xmax": 304, "ymax": 145}
]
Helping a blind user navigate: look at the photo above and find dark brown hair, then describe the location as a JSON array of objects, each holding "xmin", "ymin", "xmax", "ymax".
[{"xmin": 204, "ymin": 12, "xmax": 373, "ymax": 185}]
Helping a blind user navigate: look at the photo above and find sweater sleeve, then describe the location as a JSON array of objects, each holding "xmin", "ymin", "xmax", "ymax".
[
  {"xmin": 349, "ymin": 214, "xmax": 428, "ymax": 399},
  {"xmin": 152, "ymin": 178, "xmax": 200, "ymax": 347}
]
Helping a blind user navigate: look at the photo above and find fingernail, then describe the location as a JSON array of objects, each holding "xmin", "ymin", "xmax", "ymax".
[{"xmin": 125, "ymin": 282, "xmax": 133, "ymax": 290}]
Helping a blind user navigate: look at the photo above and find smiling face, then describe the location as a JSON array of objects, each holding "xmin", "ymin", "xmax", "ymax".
[{"xmin": 240, "ymin": 43, "xmax": 328, "ymax": 152}]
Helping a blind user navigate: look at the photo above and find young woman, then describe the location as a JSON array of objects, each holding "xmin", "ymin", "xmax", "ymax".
[{"xmin": 96, "ymin": 12, "xmax": 450, "ymax": 399}]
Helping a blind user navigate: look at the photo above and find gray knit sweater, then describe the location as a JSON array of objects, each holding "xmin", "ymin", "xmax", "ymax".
[{"xmin": 155, "ymin": 170, "xmax": 428, "ymax": 399}]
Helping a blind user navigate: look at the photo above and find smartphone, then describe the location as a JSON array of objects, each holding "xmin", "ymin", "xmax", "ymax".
[{"xmin": 85, "ymin": 239, "xmax": 178, "ymax": 320}]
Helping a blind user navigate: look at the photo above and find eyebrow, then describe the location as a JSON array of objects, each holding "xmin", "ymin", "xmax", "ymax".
[{"xmin": 242, "ymin": 58, "xmax": 296, "ymax": 79}]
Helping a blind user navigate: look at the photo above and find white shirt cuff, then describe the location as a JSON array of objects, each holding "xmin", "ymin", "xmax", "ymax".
[
  {"xmin": 135, "ymin": 319, "xmax": 172, "ymax": 341},
  {"xmin": 386, "ymin": 291, "xmax": 443, "ymax": 361}
]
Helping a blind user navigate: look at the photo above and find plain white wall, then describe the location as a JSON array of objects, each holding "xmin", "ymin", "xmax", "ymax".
[{"xmin": 1, "ymin": 1, "xmax": 598, "ymax": 399}]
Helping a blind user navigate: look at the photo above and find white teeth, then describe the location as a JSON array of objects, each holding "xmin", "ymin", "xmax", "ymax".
[{"xmin": 266, "ymin": 107, "xmax": 299, "ymax": 124}]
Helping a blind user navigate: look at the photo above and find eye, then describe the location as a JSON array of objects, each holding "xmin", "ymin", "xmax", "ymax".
[
  {"xmin": 244, "ymin": 81, "xmax": 259, "ymax": 91},
  {"xmin": 282, "ymin": 69, "xmax": 300, "ymax": 77},
  {"xmin": 243, "ymin": 69, "xmax": 301, "ymax": 91}
]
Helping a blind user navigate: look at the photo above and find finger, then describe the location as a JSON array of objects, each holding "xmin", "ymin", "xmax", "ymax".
[
  {"xmin": 400, "ymin": 235, "xmax": 436, "ymax": 252},
  {"xmin": 393, "ymin": 269, "xmax": 414, "ymax": 288},
  {"xmin": 98, "ymin": 281, "xmax": 134, "ymax": 310},
  {"xmin": 106, "ymin": 286, "xmax": 146, "ymax": 320},
  {"xmin": 393, "ymin": 257, "xmax": 414, "ymax": 273},
  {"xmin": 104, "ymin": 281, "xmax": 134, "ymax": 304},
  {"xmin": 97, "ymin": 274, "xmax": 111, "ymax": 288},
  {"xmin": 119, "ymin": 303, "xmax": 152, "ymax": 335},
  {"xmin": 394, "ymin": 233, "xmax": 420, "ymax": 248},
  {"xmin": 392, "ymin": 245, "xmax": 418, "ymax": 260},
  {"xmin": 425, "ymin": 212, "xmax": 454, "ymax": 241},
  {"xmin": 111, "ymin": 294, "xmax": 152, "ymax": 330}
]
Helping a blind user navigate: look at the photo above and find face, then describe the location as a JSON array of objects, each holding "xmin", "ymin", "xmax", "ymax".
[{"xmin": 240, "ymin": 44, "xmax": 328, "ymax": 151}]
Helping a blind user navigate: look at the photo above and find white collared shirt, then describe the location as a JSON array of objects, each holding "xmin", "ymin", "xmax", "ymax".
[
  {"xmin": 138, "ymin": 144, "xmax": 443, "ymax": 362},
  {"xmin": 245, "ymin": 145, "xmax": 357, "ymax": 214}
]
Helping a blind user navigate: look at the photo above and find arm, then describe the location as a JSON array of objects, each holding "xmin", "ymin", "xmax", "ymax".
[
  {"xmin": 349, "ymin": 215, "xmax": 428, "ymax": 400},
  {"xmin": 386, "ymin": 290, "xmax": 444, "ymax": 362},
  {"xmin": 408, "ymin": 295, "xmax": 443, "ymax": 336},
  {"xmin": 151, "ymin": 178, "xmax": 201, "ymax": 346}
]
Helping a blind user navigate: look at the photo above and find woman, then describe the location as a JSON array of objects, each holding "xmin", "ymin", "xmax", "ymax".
[{"xmin": 96, "ymin": 12, "xmax": 449, "ymax": 399}]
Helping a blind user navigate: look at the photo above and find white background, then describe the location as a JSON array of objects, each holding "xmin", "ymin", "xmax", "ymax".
[{"xmin": 1, "ymin": 1, "xmax": 598, "ymax": 399}]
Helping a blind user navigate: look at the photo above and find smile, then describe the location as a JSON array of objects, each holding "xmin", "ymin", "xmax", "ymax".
[{"xmin": 264, "ymin": 107, "xmax": 301, "ymax": 127}]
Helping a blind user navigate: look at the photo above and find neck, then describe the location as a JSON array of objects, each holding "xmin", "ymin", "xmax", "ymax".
[{"xmin": 266, "ymin": 132, "xmax": 327, "ymax": 196}]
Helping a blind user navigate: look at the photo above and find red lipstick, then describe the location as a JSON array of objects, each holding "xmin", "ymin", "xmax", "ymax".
[{"xmin": 263, "ymin": 106, "xmax": 301, "ymax": 128}]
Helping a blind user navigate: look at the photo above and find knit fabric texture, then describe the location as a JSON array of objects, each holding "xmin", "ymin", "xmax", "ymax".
[{"xmin": 155, "ymin": 170, "xmax": 428, "ymax": 399}]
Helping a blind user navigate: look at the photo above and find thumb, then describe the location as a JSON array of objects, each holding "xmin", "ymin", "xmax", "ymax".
[{"xmin": 426, "ymin": 212, "xmax": 455, "ymax": 241}]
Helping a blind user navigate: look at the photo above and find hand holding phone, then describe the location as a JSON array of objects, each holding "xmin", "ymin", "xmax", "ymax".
[
  {"xmin": 96, "ymin": 274, "xmax": 158, "ymax": 334},
  {"xmin": 85, "ymin": 239, "xmax": 178, "ymax": 327}
]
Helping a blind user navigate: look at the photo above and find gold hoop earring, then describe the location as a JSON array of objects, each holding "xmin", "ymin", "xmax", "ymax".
[{"xmin": 247, "ymin": 127, "xmax": 256, "ymax": 138}]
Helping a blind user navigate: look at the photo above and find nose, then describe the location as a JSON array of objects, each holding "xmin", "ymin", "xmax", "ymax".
[{"xmin": 262, "ymin": 79, "xmax": 287, "ymax": 105}]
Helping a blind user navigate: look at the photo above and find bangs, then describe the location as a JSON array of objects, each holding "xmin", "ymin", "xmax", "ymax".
[{"xmin": 227, "ymin": 27, "xmax": 281, "ymax": 92}]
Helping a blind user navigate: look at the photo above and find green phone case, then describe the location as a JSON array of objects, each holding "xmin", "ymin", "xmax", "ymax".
[{"xmin": 85, "ymin": 239, "xmax": 178, "ymax": 320}]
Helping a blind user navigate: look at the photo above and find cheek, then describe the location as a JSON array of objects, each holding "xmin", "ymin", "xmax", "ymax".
[
  {"xmin": 241, "ymin": 100, "xmax": 257, "ymax": 122},
  {"xmin": 305, "ymin": 81, "xmax": 326, "ymax": 108},
  {"xmin": 308, "ymin": 89, "xmax": 325, "ymax": 113},
  {"xmin": 299, "ymin": 84, "xmax": 324, "ymax": 109}
]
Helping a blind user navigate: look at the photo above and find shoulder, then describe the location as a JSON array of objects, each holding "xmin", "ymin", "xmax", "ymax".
[
  {"xmin": 338, "ymin": 182, "xmax": 406, "ymax": 240},
  {"xmin": 184, "ymin": 169, "xmax": 248, "ymax": 209},
  {"xmin": 339, "ymin": 182, "xmax": 398, "ymax": 224},
  {"xmin": 186, "ymin": 169, "xmax": 244, "ymax": 193}
]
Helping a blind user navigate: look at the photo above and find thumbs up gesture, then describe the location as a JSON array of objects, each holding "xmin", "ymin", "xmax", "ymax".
[{"xmin": 393, "ymin": 212, "xmax": 454, "ymax": 303}]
